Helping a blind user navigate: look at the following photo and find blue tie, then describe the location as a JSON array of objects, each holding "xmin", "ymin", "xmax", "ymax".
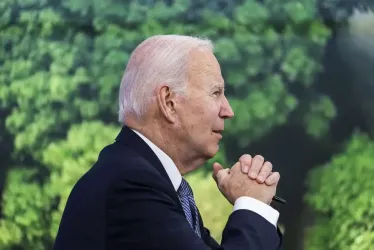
[{"xmin": 177, "ymin": 178, "xmax": 201, "ymax": 237}]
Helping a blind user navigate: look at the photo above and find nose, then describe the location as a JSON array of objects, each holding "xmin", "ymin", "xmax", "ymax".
[{"xmin": 219, "ymin": 95, "xmax": 234, "ymax": 119}]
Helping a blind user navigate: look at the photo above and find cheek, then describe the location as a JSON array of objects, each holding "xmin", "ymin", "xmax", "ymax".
[
  {"xmin": 183, "ymin": 108, "xmax": 207, "ymax": 132},
  {"xmin": 204, "ymin": 102, "xmax": 221, "ymax": 121},
  {"xmin": 195, "ymin": 109, "xmax": 218, "ymax": 133},
  {"xmin": 181, "ymin": 99, "xmax": 219, "ymax": 132}
]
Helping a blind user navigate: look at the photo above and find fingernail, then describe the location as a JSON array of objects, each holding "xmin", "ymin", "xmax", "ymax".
[
  {"xmin": 258, "ymin": 175, "xmax": 265, "ymax": 182},
  {"xmin": 243, "ymin": 165, "xmax": 249, "ymax": 173},
  {"xmin": 250, "ymin": 172, "xmax": 256, "ymax": 178}
]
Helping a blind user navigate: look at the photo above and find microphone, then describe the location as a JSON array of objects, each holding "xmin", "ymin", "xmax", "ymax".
[{"xmin": 272, "ymin": 195, "xmax": 287, "ymax": 204}]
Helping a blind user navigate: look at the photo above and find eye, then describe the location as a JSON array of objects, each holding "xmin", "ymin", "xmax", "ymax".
[{"xmin": 212, "ymin": 90, "xmax": 221, "ymax": 97}]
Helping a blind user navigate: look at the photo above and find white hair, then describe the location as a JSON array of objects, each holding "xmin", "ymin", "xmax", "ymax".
[{"xmin": 118, "ymin": 35, "xmax": 214, "ymax": 123}]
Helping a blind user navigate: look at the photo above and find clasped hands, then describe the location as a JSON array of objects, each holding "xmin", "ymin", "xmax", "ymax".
[{"xmin": 212, "ymin": 154, "xmax": 280, "ymax": 205}]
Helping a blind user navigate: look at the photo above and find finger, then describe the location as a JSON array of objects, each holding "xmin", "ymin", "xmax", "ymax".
[
  {"xmin": 248, "ymin": 155, "xmax": 265, "ymax": 179},
  {"xmin": 265, "ymin": 172, "xmax": 280, "ymax": 186},
  {"xmin": 216, "ymin": 168, "xmax": 230, "ymax": 185},
  {"xmin": 256, "ymin": 161, "xmax": 272, "ymax": 183},
  {"xmin": 212, "ymin": 162, "xmax": 224, "ymax": 184},
  {"xmin": 229, "ymin": 161, "xmax": 241, "ymax": 174},
  {"xmin": 239, "ymin": 154, "xmax": 252, "ymax": 173}
]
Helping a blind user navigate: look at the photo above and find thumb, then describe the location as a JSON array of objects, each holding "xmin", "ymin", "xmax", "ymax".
[
  {"xmin": 212, "ymin": 162, "xmax": 228, "ymax": 184},
  {"xmin": 212, "ymin": 162, "xmax": 223, "ymax": 184}
]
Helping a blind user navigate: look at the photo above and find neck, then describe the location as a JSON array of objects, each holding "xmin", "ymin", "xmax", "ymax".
[{"xmin": 125, "ymin": 117, "xmax": 205, "ymax": 175}]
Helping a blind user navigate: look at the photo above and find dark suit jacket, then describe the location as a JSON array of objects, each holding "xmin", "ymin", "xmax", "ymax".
[{"xmin": 53, "ymin": 126, "xmax": 282, "ymax": 250}]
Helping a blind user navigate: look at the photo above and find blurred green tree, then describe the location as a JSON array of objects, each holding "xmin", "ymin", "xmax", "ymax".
[{"xmin": 305, "ymin": 132, "xmax": 374, "ymax": 250}]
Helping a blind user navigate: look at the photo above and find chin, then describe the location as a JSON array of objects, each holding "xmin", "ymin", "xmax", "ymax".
[{"xmin": 206, "ymin": 144, "xmax": 220, "ymax": 158}]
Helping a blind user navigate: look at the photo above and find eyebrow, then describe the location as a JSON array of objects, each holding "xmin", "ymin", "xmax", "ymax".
[
  {"xmin": 213, "ymin": 84, "xmax": 225, "ymax": 92},
  {"xmin": 212, "ymin": 79, "xmax": 224, "ymax": 87}
]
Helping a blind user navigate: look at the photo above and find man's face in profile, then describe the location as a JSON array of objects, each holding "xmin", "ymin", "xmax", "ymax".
[{"xmin": 174, "ymin": 49, "xmax": 234, "ymax": 162}]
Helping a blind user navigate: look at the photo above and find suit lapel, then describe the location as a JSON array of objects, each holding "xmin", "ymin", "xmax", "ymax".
[
  {"xmin": 114, "ymin": 126, "xmax": 184, "ymax": 211},
  {"xmin": 196, "ymin": 208, "xmax": 220, "ymax": 247}
]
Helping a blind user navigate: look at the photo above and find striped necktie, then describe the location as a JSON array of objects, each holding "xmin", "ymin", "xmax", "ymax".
[{"xmin": 177, "ymin": 178, "xmax": 201, "ymax": 237}]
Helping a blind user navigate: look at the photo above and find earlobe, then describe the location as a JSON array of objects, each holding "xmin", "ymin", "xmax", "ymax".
[{"xmin": 157, "ymin": 85, "xmax": 176, "ymax": 123}]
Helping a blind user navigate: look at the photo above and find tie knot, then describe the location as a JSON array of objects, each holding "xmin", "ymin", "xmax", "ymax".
[{"xmin": 178, "ymin": 178, "xmax": 193, "ymax": 197}]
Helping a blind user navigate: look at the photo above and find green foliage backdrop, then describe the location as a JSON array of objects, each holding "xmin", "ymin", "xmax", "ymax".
[
  {"xmin": 305, "ymin": 132, "xmax": 374, "ymax": 250},
  {"xmin": 0, "ymin": 0, "xmax": 373, "ymax": 250}
]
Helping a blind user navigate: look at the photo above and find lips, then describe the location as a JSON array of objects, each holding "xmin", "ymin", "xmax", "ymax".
[{"xmin": 213, "ymin": 130, "xmax": 223, "ymax": 138}]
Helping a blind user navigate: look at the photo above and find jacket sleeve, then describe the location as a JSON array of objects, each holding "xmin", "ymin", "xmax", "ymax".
[{"xmin": 106, "ymin": 166, "xmax": 282, "ymax": 250}]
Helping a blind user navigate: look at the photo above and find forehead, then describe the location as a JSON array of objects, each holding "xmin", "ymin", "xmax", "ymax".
[{"xmin": 187, "ymin": 49, "xmax": 224, "ymax": 88}]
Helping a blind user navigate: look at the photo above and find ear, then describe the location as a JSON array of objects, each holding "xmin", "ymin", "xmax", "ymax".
[{"xmin": 156, "ymin": 85, "xmax": 177, "ymax": 123}]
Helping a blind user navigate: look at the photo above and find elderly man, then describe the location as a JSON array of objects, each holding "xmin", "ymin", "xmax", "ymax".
[{"xmin": 53, "ymin": 35, "xmax": 283, "ymax": 250}]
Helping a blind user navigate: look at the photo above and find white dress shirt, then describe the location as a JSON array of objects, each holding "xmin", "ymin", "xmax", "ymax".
[{"xmin": 131, "ymin": 129, "xmax": 279, "ymax": 227}]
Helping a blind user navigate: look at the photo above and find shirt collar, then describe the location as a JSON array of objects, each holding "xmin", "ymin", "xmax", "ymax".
[{"xmin": 131, "ymin": 129, "xmax": 182, "ymax": 191}]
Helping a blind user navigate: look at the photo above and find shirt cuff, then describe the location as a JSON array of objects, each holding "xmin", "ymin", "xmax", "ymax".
[{"xmin": 233, "ymin": 196, "xmax": 279, "ymax": 227}]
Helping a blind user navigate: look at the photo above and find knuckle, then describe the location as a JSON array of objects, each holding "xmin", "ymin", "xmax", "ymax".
[
  {"xmin": 272, "ymin": 172, "xmax": 280, "ymax": 180},
  {"xmin": 264, "ymin": 161, "xmax": 273, "ymax": 170},
  {"xmin": 254, "ymin": 155, "xmax": 264, "ymax": 162},
  {"xmin": 239, "ymin": 154, "xmax": 252, "ymax": 162},
  {"xmin": 273, "ymin": 171, "xmax": 280, "ymax": 176}
]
